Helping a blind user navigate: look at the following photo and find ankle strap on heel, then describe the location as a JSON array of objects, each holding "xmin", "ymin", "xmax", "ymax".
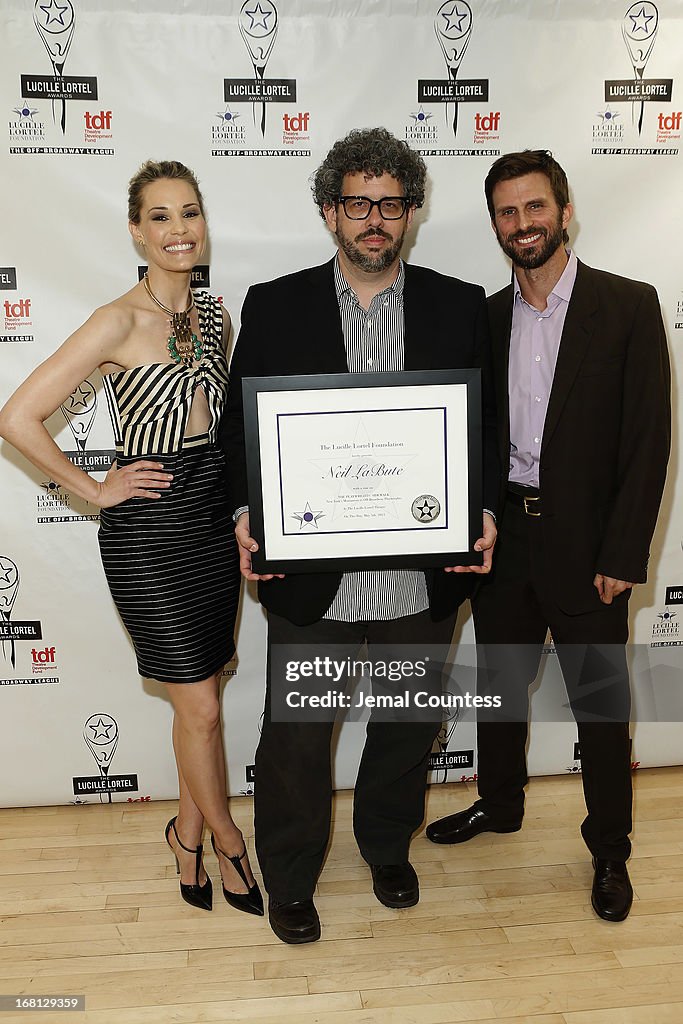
[
  {"xmin": 171, "ymin": 819, "xmax": 203, "ymax": 879},
  {"xmin": 171, "ymin": 818, "xmax": 202, "ymax": 855}
]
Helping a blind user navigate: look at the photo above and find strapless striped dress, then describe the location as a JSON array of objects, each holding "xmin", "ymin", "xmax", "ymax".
[{"xmin": 98, "ymin": 291, "xmax": 239, "ymax": 683}]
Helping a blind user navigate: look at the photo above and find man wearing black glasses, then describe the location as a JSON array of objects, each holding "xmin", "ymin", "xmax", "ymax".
[{"xmin": 221, "ymin": 127, "xmax": 498, "ymax": 943}]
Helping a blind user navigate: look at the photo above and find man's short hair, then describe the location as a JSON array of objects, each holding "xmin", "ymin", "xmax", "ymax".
[
  {"xmin": 484, "ymin": 149, "xmax": 571, "ymax": 221},
  {"xmin": 312, "ymin": 127, "xmax": 427, "ymax": 218}
]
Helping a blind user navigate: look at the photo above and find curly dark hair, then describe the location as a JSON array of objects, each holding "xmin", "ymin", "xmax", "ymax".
[{"xmin": 311, "ymin": 127, "xmax": 427, "ymax": 218}]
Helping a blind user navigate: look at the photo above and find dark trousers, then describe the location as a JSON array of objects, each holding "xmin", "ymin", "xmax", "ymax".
[
  {"xmin": 472, "ymin": 497, "xmax": 632, "ymax": 861},
  {"xmin": 254, "ymin": 608, "xmax": 458, "ymax": 902}
]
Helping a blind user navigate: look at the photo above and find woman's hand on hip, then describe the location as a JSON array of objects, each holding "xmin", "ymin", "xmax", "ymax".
[{"xmin": 96, "ymin": 460, "xmax": 173, "ymax": 508}]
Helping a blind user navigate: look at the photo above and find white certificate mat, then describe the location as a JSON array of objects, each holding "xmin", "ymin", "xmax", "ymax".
[{"xmin": 243, "ymin": 371, "xmax": 482, "ymax": 573}]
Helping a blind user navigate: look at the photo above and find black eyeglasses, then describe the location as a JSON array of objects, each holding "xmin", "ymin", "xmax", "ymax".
[{"xmin": 337, "ymin": 196, "xmax": 412, "ymax": 220}]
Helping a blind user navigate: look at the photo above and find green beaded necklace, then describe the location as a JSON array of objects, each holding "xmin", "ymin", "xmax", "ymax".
[{"xmin": 143, "ymin": 274, "xmax": 203, "ymax": 367}]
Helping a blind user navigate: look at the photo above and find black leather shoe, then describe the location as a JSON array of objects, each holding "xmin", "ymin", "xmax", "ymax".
[
  {"xmin": 268, "ymin": 899, "xmax": 321, "ymax": 944},
  {"xmin": 591, "ymin": 858, "xmax": 633, "ymax": 922},
  {"xmin": 426, "ymin": 805, "xmax": 522, "ymax": 844},
  {"xmin": 370, "ymin": 862, "xmax": 419, "ymax": 908}
]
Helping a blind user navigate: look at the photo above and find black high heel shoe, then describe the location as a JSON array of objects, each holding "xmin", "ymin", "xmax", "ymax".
[
  {"xmin": 211, "ymin": 834, "xmax": 264, "ymax": 917},
  {"xmin": 164, "ymin": 817, "xmax": 213, "ymax": 912}
]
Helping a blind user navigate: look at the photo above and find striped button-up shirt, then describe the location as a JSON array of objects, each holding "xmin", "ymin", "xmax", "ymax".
[{"xmin": 324, "ymin": 256, "xmax": 429, "ymax": 622}]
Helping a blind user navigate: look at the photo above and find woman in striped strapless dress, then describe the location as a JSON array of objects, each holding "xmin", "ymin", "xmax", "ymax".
[{"xmin": 0, "ymin": 160, "xmax": 262, "ymax": 918}]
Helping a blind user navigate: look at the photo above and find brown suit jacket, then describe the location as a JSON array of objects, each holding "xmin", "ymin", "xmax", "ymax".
[{"xmin": 487, "ymin": 259, "xmax": 671, "ymax": 614}]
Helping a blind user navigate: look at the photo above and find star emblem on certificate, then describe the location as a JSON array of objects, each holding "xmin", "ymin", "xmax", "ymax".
[{"xmin": 292, "ymin": 502, "xmax": 325, "ymax": 529}]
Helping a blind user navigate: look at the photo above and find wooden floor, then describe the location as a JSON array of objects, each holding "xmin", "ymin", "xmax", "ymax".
[{"xmin": 1, "ymin": 767, "xmax": 682, "ymax": 1024}]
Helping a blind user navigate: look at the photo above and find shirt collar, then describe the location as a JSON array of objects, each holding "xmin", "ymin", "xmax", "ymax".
[
  {"xmin": 513, "ymin": 248, "xmax": 578, "ymax": 307},
  {"xmin": 334, "ymin": 253, "xmax": 405, "ymax": 303}
]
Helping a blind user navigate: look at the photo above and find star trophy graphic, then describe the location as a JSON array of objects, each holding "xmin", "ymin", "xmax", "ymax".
[
  {"xmin": 83, "ymin": 714, "xmax": 119, "ymax": 803},
  {"xmin": 622, "ymin": 2, "xmax": 658, "ymax": 135},
  {"xmin": 434, "ymin": 0, "xmax": 473, "ymax": 139},
  {"xmin": 239, "ymin": 0, "xmax": 278, "ymax": 137},
  {"xmin": 431, "ymin": 699, "xmax": 461, "ymax": 783},
  {"xmin": 33, "ymin": 0, "xmax": 76, "ymax": 134},
  {"xmin": 0, "ymin": 557, "xmax": 20, "ymax": 670},
  {"xmin": 60, "ymin": 380, "xmax": 97, "ymax": 453}
]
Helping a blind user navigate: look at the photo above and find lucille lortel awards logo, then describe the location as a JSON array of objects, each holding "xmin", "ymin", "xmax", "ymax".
[
  {"xmin": 215, "ymin": 1, "xmax": 309, "ymax": 157},
  {"xmin": 595, "ymin": 2, "xmax": 676, "ymax": 156},
  {"xmin": 428, "ymin": 698, "xmax": 473, "ymax": 782},
  {"xmin": 411, "ymin": 2, "xmax": 496, "ymax": 157},
  {"xmin": 73, "ymin": 714, "xmax": 139, "ymax": 801},
  {"xmin": 36, "ymin": 379, "xmax": 114, "ymax": 524},
  {"xmin": 0, "ymin": 557, "xmax": 56, "ymax": 684},
  {"xmin": 12, "ymin": 2, "xmax": 113, "ymax": 156}
]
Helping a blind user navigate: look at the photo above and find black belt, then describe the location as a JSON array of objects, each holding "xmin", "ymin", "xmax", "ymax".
[{"xmin": 506, "ymin": 486, "xmax": 542, "ymax": 517}]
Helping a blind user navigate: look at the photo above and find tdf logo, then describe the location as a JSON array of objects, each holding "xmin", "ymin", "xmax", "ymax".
[
  {"xmin": 474, "ymin": 111, "xmax": 500, "ymax": 131},
  {"xmin": 658, "ymin": 112, "xmax": 681, "ymax": 130},
  {"xmin": 84, "ymin": 110, "xmax": 112, "ymax": 130},
  {"xmin": 3, "ymin": 298, "xmax": 31, "ymax": 319},
  {"xmin": 32, "ymin": 646, "xmax": 56, "ymax": 665},
  {"xmin": 282, "ymin": 112, "xmax": 310, "ymax": 133}
]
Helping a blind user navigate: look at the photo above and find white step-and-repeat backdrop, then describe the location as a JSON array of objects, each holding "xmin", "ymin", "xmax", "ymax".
[{"xmin": 1, "ymin": 0, "xmax": 681, "ymax": 807}]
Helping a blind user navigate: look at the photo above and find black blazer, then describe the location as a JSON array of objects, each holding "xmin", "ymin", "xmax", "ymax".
[
  {"xmin": 487, "ymin": 259, "xmax": 671, "ymax": 613},
  {"xmin": 220, "ymin": 258, "xmax": 499, "ymax": 625}
]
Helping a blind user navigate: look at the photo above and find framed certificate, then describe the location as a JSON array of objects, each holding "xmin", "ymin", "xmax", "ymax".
[{"xmin": 243, "ymin": 369, "xmax": 483, "ymax": 574}]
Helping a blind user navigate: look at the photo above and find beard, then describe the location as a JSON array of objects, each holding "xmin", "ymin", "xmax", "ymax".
[
  {"xmin": 335, "ymin": 224, "xmax": 405, "ymax": 273},
  {"xmin": 496, "ymin": 213, "xmax": 565, "ymax": 270}
]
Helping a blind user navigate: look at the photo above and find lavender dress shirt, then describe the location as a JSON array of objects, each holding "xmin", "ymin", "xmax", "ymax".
[{"xmin": 508, "ymin": 249, "xmax": 578, "ymax": 489}]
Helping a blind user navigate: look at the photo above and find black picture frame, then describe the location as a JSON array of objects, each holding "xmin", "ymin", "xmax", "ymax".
[{"xmin": 243, "ymin": 369, "xmax": 483, "ymax": 574}]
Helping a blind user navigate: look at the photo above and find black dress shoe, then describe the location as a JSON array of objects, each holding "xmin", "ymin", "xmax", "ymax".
[
  {"xmin": 591, "ymin": 858, "xmax": 633, "ymax": 922},
  {"xmin": 268, "ymin": 899, "xmax": 321, "ymax": 944},
  {"xmin": 426, "ymin": 805, "xmax": 522, "ymax": 844},
  {"xmin": 370, "ymin": 862, "xmax": 419, "ymax": 908}
]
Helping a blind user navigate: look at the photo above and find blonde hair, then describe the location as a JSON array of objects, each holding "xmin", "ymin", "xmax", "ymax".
[{"xmin": 128, "ymin": 160, "xmax": 205, "ymax": 224}]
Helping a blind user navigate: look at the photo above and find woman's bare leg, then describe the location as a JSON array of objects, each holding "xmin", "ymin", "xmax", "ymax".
[
  {"xmin": 169, "ymin": 717, "xmax": 208, "ymax": 886},
  {"xmin": 165, "ymin": 673, "xmax": 255, "ymax": 893}
]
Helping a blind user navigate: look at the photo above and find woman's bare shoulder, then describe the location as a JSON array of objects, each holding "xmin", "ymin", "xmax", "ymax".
[{"xmin": 90, "ymin": 284, "xmax": 144, "ymax": 336}]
